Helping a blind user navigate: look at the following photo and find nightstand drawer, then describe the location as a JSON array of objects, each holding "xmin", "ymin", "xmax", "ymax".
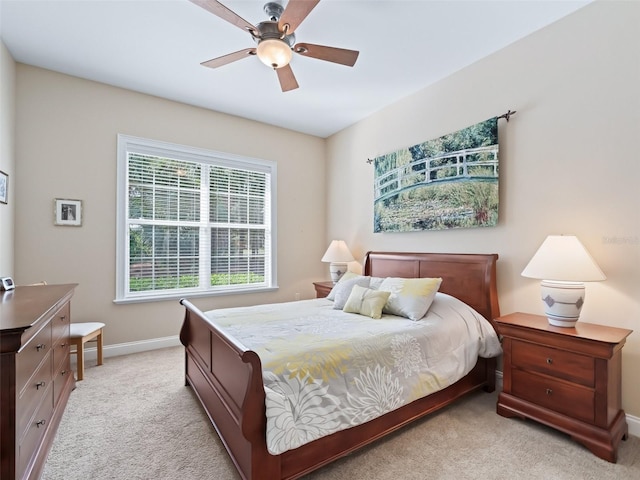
[
  {"xmin": 512, "ymin": 369, "xmax": 594, "ymax": 423},
  {"xmin": 511, "ymin": 339, "xmax": 594, "ymax": 387}
]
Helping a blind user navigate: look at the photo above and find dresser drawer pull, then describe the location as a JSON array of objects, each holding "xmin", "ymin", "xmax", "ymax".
[
  {"xmin": 59, "ymin": 315, "xmax": 67, "ymax": 321},
  {"xmin": 36, "ymin": 343, "xmax": 46, "ymax": 351},
  {"xmin": 546, "ymin": 388, "xmax": 553, "ymax": 396},
  {"xmin": 36, "ymin": 381, "xmax": 46, "ymax": 390},
  {"xmin": 36, "ymin": 419, "xmax": 47, "ymax": 428},
  {"xmin": 546, "ymin": 357, "xmax": 553, "ymax": 364},
  {"xmin": 61, "ymin": 370, "xmax": 68, "ymax": 376}
]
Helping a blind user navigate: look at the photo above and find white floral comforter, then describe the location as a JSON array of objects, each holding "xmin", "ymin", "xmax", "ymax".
[{"xmin": 204, "ymin": 293, "xmax": 502, "ymax": 455}]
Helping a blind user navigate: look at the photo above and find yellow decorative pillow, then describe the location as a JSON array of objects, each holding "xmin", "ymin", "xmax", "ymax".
[
  {"xmin": 343, "ymin": 285, "xmax": 391, "ymax": 319},
  {"xmin": 378, "ymin": 277, "xmax": 443, "ymax": 320}
]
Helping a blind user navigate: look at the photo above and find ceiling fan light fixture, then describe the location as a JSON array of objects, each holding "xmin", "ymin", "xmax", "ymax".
[{"xmin": 256, "ymin": 38, "xmax": 292, "ymax": 69}]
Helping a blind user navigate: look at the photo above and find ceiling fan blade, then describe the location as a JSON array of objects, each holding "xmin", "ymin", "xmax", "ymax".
[
  {"xmin": 294, "ymin": 43, "xmax": 359, "ymax": 67},
  {"xmin": 278, "ymin": 0, "xmax": 320, "ymax": 34},
  {"xmin": 201, "ymin": 48, "xmax": 257, "ymax": 68},
  {"xmin": 276, "ymin": 64, "xmax": 299, "ymax": 92},
  {"xmin": 189, "ymin": 0, "xmax": 256, "ymax": 34}
]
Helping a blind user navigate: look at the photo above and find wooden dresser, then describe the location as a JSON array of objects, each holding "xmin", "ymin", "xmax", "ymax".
[
  {"xmin": 496, "ymin": 312, "xmax": 632, "ymax": 462},
  {"xmin": 1, "ymin": 284, "xmax": 77, "ymax": 480}
]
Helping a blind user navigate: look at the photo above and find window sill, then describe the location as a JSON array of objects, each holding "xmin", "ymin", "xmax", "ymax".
[{"xmin": 113, "ymin": 285, "xmax": 279, "ymax": 304}]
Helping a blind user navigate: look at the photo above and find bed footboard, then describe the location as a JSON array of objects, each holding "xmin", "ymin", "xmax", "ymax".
[{"xmin": 179, "ymin": 299, "xmax": 280, "ymax": 480}]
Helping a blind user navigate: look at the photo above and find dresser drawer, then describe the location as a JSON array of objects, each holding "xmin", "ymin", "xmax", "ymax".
[
  {"xmin": 511, "ymin": 369, "xmax": 595, "ymax": 423},
  {"xmin": 54, "ymin": 354, "xmax": 73, "ymax": 406},
  {"xmin": 17, "ymin": 351, "xmax": 53, "ymax": 438},
  {"xmin": 511, "ymin": 339, "xmax": 594, "ymax": 387},
  {"xmin": 53, "ymin": 330, "xmax": 71, "ymax": 372},
  {"xmin": 18, "ymin": 387, "xmax": 54, "ymax": 480},
  {"xmin": 51, "ymin": 302, "xmax": 71, "ymax": 343},
  {"xmin": 16, "ymin": 323, "xmax": 52, "ymax": 395}
]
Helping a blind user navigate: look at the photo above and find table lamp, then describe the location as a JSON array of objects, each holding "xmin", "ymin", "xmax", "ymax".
[
  {"xmin": 321, "ymin": 240, "xmax": 354, "ymax": 283},
  {"xmin": 521, "ymin": 235, "xmax": 606, "ymax": 327}
]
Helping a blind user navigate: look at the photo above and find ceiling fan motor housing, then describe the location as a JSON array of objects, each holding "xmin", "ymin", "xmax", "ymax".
[{"xmin": 254, "ymin": 21, "xmax": 296, "ymax": 47}]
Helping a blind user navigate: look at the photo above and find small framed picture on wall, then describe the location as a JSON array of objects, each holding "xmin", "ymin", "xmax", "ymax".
[
  {"xmin": 54, "ymin": 198, "xmax": 82, "ymax": 226},
  {"xmin": 0, "ymin": 170, "xmax": 8, "ymax": 204}
]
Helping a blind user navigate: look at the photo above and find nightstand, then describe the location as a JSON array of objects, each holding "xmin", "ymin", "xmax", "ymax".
[
  {"xmin": 313, "ymin": 281, "xmax": 334, "ymax": 298},
  {"xmin": 496, "ymin": 312, "xmax": 632, "ymax": 462}
]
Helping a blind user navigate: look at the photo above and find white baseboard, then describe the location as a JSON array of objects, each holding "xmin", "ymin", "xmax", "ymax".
[
  {"xmin": 80, "ymin": 342, "xmax": 640, "ymax": 438},
  {"xmin": 79, "ymin": 335, "xmax": 181, "ymax": 362},
  {"xmin": 627, "ymin": 414, "xmax": 640, "ymax": 438}
]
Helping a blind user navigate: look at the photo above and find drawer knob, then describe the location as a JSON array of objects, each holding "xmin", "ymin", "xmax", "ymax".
[
  {"xmin": 36, "ymin": 381, "xmax": 46, "ymax": 390},
  {"xmin": 36, "ymin": 343, "xmax": 46, "ymax": 351},
  {"xmin": 36, "ymin": 419, "xmax": 46, "ymax": 428},
  {"xmin": 61, "ymin": 370, "xmax": 68, "ymax": 376},
  {"xmin": 59, "ymin": 315, "xmax": 67, "ymax": 321},
  {"xmin": 546, "ymin": 388, "xmax": 553, "ymax": 395},
  {"xmin": 546, "ymin": 357, "xmax": 553, "ymax": 365}
]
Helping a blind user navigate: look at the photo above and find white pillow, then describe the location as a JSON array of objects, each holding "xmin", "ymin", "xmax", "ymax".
[
  {"xmin": 368, "ymin": 276, "xmax": 386, "ymax": 290},
  {"xmin": 330, "ymin": 276, "xmax": 371, "ymax": 309},
  {"xmin": 378, "ymin": 277, "xmax": 443, "ymax": 320},
  {"xmin": 326, "ymin": 272, "xmax": 360, "ymax": 300}
]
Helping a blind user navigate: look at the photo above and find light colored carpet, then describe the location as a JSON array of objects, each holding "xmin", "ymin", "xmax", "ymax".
[{"xmin": 43, "ymin": 347, "xmax": 639, "ymax": 480}]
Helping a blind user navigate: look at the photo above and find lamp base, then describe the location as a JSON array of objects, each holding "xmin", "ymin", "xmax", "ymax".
[
  {"xmin": 540, "ymin": 280, "xmax": 585, "ymax": 328},
  {"xmin": 329, "ymin": 262, "xmax": 348, "ymax": 283}
]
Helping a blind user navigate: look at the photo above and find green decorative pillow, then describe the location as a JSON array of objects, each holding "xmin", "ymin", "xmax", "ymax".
[
  {"xmin": 378, "ymin": 277, "xmax": 443, "ymax": 320},
  {"xmin": 343, "ymin": 285, "xmax": 391, "ymax": 319}
]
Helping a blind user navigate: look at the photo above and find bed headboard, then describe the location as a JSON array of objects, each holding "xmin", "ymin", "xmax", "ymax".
[{"xmin": 363, "ymin": 251, "xmax": 500, "ymax": 324}]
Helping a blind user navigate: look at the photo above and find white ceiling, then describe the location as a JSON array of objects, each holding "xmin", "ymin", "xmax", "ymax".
[{"xmin": 0, "ymin": 0, "xmax": 591, "ymax": 138}]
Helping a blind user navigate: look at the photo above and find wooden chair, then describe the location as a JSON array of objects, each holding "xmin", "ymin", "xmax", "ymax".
[{"xmin": 69, "ymin": 322, "xmax": 105, "ymax": 380}]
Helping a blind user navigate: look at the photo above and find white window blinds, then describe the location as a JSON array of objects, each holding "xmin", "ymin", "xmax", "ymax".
[{"xmin": 116, "ymin": 135, "xmax": 276, "ymax": 302}]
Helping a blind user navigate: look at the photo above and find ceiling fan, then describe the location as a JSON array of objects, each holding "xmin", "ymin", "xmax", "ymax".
[{"xmin": 189, "ymin": 0, "xmax": 360, "ymax": 92}]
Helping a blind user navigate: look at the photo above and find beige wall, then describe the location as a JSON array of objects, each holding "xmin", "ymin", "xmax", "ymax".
[
  {"xmin": 10, "ymin": 0, "xmax": 640, "ymax": 419},
  {"xmin": 0, "ymin": 40, "xmax": 15, "ymax": 276},
  {"xmin": 326, "ymin": 1, "xmax": 640, "ymax": 417},
  {"xmin": 14, "ymin": 66, "xmax": 326, "ymax": 345}
]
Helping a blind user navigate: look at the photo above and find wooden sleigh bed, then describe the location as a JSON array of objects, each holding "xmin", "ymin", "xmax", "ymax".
[{"xmin": 179, "ymin": 251, "xmax": 500, "ymax": 480}]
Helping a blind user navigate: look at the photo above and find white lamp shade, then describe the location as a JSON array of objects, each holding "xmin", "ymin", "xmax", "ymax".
[
  {"xmin": 322, "ymin": 240, "xmax": 355, "ymax": 283},
  {"xmin": 522, "ymin": 235, "xmax": 605, "ymax": 328},
  {"xmin": 321, "ymin": 240, "xmax": 355, "ymax": 263},
  {"xmin": 521, "ymin": 235, "xmax": 606, "ymax": 282}
]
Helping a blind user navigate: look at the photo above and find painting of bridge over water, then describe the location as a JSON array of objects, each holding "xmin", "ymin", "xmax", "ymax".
[{"xmin": 373, "ymin": 117, "xmax": 499, "ymax": 233}]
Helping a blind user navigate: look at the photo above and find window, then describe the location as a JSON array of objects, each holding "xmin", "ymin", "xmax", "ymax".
[{"xmin": 116, "ymin": 135, "xmax": 277, "ymax": 303}]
